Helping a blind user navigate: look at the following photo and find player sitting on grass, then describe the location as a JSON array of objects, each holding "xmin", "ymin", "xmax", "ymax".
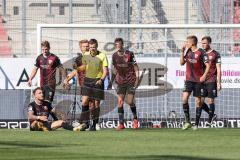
[{"xmin": 28, "ymin": 87, "xmax": 77, "ymax": 131}]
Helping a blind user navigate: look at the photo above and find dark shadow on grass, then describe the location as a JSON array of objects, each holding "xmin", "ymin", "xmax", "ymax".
[
  {"xmin": 0, "ymin": 141, "xmax": 60, "ymax": 148},
  {"xmin": 94, "ymin": 155, "xmax": 232, "ymax": 160}
]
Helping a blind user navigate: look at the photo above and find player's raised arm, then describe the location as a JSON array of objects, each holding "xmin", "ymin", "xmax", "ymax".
[{"xmin": 180, "ymin": 45, "xmax": 187, "ymax": 66}]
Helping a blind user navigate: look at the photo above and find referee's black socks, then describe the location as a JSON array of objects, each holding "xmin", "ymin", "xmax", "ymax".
[
  {"xmin": 93, "ymin": 107, "xmax": 100, "ymax": 126},
  {"xmin": 183, "ymin": 103, "xmax": 190, "ymax": 123},
  {"xmin": 81, "ymin": 105, "xmax": 90, "ymax": 125}
]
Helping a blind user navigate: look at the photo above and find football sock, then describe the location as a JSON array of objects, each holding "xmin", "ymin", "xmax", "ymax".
[
  {"xmin": 202, "ymin": 102, "xmax": 210, "ymax": 114},
  {"xmin": 183, "ymin": 103, "xmax": 190, "ymax": 123},
  {"xmin": 118, "ymin": 107, "xmax": 124, "ymax": 124},
  {"xmin": 130, "ymin": 104, "xmax": 137, "ymax": 119},
  {"xmin": 195, "ymin": 107, "xmax": 202, "ymax": 126}
]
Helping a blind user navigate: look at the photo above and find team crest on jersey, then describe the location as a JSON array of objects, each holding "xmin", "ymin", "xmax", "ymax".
[
  {"xmin": 209, "ymin": 56, "xmax": 213, "ymax": 60},
  {"xmin": 195, "ymin": 54, "xmax": 198, "ymax": 59},
  {"xmin": 43, "ymin": 106, "xmax": 48, "ymax": 111},
  {"xmin": 48, "ymin": 59, "xmax": 53, "ymax": 65}
]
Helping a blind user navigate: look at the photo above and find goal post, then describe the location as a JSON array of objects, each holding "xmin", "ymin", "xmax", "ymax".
[
  {"xmin": 37, "ymin": 23, "xmax": 240, "ymax": 56},
  {"xmin": 36, "ymin": 24, "xmax": 240, "ymax": 128}
]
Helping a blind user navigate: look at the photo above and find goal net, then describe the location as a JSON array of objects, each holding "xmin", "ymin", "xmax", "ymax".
[{"xmin": 37, "ymin": 24, "xmax": 240, "ymax": 128}]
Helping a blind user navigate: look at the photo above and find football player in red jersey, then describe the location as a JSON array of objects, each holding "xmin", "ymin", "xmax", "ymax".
[
  {"xmin": 28, "ymin": 41, "xmax": 66, "ymax": 103},
  {"xmin": 201, "ymin": 36, "xmax": 221, "ymax": 126},
  {"xmin": 28, "ymin": 87, "xmax": 75, "ymax": 131},
  {"xmin": 180, "ymin": 35, "xmax": 210, "ymax": 130},
  {"xmin": 109, "ymin": 38, "xmax": 140, "ymax": 130}
]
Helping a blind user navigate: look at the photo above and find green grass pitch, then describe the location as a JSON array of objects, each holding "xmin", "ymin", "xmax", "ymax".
[{"xmin": 0, "ymin": 128, "xmax": 239, "ymax": 160}]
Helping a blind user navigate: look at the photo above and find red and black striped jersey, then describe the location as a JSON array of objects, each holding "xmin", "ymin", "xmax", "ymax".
[
  {"xmin": 34, "ymin": 53, "xmax": 62, "ymax": 87},
  {"xmin": 112, "ymin": 50, "xmax": 137, "ymax": 85},
  {"xmin": 74, "ymin": 53, "xmax": 85, "ymax": 86},
  {"xmin": 205, "ymin": 50, "xmax": 221, "ymax": 83},
  {"xmin": 184, "ymin": 48, "xmax": 208, "ymax": 82},
  {"xmin": 28, "ymin": 100, "xmax": 58, "ymax": 124}
]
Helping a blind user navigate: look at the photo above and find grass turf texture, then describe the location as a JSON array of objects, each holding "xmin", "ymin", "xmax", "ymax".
[{"xmin": 0, "ymin": 128, "xmax": 239, "ymax": 160}]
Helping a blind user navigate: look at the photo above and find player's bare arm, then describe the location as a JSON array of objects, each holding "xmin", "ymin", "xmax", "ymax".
[
  {"xmin": 59, "ymin": 66, "xmax": 67, "ymax": 79},
  {"xmin": 27, "ymin": 67, "xmax": 38, "ymax": 87},
  {"xmin": 64, "ymin": 70, "xmax": 77, "ymax": 84},
  {"xmin": 216, "ymin": 63, "xmax": 222, "ymax": 90},
  {"xmin": 28, "ymin": 111, "xmax": 48, "ymax": 121},
  {"xmin": 134, "ymin": 64, "xmax": 140, "ymax": 88},
  {"xmin": 96, "ymin": 66, "xmax": 108, "ymax": 85},
  {"xmin": 108, "ymin": 66, "xmax": 116, "ymax": 89},
  {"xmin": 200, "ymin": 62, "xmax": 210, "ymax": 82},
  {"xmin": 77, "ymin": 64, "xmax": 86, "ymax": 72}
]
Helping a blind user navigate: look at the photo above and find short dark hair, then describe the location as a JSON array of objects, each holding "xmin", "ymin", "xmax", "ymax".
[
  {"xmin": 114, "ymin": 38, "xmax": 124, "ymax": 44},
  {"xmin": 89, "ymin": 39, "xmax": 98, "ymax": 47},
  {"xmin": 33, "ymin": 87, "xmax": 42, "ymax": 95},
  {"xmin": 187, "ymin": 35, "xmax": 198, "ymax": 45},
  {"xmin": 202, "ymin": 36, "xmax": 212, "ymax": 43},
  {"xmin": 41, "ymin": 40, "xmax": 50, "ymax": 48}
]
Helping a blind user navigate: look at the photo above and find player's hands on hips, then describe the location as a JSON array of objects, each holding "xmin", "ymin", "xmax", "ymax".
[
  {"xmin": 217, "ymin": 82, "xmax": 222, "ymax": 91},
  {"xmin": 200, "ymin": 75, "xmax": 206, "ymax": 82}
]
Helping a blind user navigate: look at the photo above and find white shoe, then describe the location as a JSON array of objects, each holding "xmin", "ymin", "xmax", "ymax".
[
  {"xmin": 72, "ymin": 121, "xmax": 80, "ymax": 128},
  {"xmin": 192, "ymin": 125, "xmax": 198, "ymax": 130},
  {"xmin": 182, "ymin": 122, "xmax": 192, "ymax": 130},
  {"xmin": 96, "ymin": 123, "xmax": 101, "ymax": 131},
  {"xmin": 73, "ymin": 123, "xmax": 86, "ymax": 131}
]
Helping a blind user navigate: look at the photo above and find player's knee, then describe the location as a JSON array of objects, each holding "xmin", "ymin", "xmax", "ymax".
[
  {"xmin": 182, "ymin": 98, "xmax": 188, "ymax": 104},
  {"xmin": 118, "ymin": 99, "xmax": 124, "ymax": 107},
  {"xmin": 195, "ymin": 98, "xmax": 202, "ymax": 107},
  {"xmin": 30, "ymin": 120, "xmax": 38, "ymax": 129},
  {"xmin": 208, "ymin": 98, "xmax": 214, "ymax": 104},
  {"xmin": 127, "ymin": 101, "xmax": 134, "ymax": 106}
]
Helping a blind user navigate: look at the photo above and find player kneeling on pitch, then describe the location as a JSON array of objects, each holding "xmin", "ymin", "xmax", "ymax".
[
  {"xmin": 28, "ymin": 87, "xmax": 75, "ymax": 131},
  {"xmin": 108, "ymin": 38, "xmax": 140, "ymax": 130}
]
